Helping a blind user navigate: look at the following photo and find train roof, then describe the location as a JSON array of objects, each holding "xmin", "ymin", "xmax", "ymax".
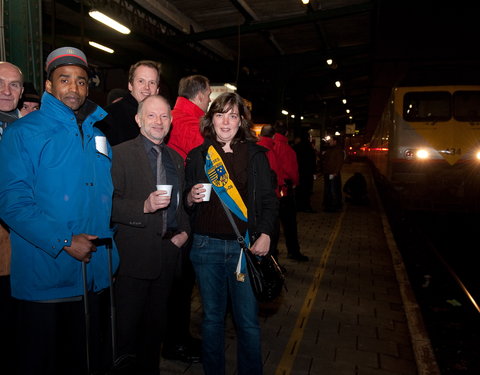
[{"xmin": 395, "ymin": 65, "xmax": 480, "ymax": 87}]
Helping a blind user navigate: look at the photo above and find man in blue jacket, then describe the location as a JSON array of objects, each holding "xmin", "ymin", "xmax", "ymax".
[{"xmin": 0, "ymin": 46, "xmax": 119, "ymax": 375}]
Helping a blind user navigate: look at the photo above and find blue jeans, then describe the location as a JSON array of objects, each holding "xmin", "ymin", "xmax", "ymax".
[{"xmin": 190, "ymin": 234, "xmax": 263, "ymax": 375}]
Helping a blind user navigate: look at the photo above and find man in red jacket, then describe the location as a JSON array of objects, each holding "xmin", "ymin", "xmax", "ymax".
[
  {"xmin": 163, "ymin": 75, "xmax": 211, "ymax": 363},
  {"xmin": 273, "ymin": 121, "xmax": 309, "ymax": 262},
  {"xmin": 257, "ymin": 124, "xmax": 283, "ymax": 261},
  {"xmin": 167, "ymin": 75, "xmax": 211, "ymax": 160}
]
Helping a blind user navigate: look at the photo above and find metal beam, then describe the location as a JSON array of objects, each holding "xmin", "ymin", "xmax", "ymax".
[
  {"xmin": 3, "ymin": 0, "xmax": 43, "ymax": 91},
  {"xmin": 180, "ymin": 3, "xmax": 373, "ymax": 42}
]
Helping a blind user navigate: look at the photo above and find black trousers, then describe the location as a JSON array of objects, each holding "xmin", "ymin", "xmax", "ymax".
[
  {"xmin": 114, "ymin": 241, "xmax": 181, "ymax": 372},
  {"xmin": 164, "ymin": 244, "xmax": 197, "ymax": 346},
  {"xmin": 0, "ymin": 275, "xmax": 15, "ymax": 374},
  {"xmin": 323, "ymin": 174, "xmax": 343, "ymax": 210},
  {"xmin": 269, "ymin": 217, "xmax": 281, "ymax": 260},
  {"xmin": 295, "ymin": 174, "xmax": 314, "ymax": 210},
  {"xmin": 14, "ymin": 291, "xmax": 109, "ymax": 375},
  {"xmin": 278, "ymin": 194, "xmax": 301, "ymax": 255}
]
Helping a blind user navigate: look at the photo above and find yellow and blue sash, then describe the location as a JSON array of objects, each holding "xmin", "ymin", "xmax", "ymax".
[{"xmin": 205, "ymin": 145, "xmax": 249, "ymax": 281}]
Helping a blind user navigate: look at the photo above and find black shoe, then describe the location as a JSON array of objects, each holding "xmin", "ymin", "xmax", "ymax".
[
  {"xmin": 287, "ymin": 253, "xmax": 309, "ymax": 262},
  {"xmin": 162, "ymin": 342, "xmax": 201, "ymax": 363},
  {"xmin": 109, "ymin": 354, "xmax": 137, "ymax": 374}
]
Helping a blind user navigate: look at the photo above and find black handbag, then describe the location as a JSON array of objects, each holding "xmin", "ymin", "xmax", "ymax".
[
  {"xmin": 243, "ymin": 245, "xmax": 286, "ymax": 302},
  {"xmin": 218, "ymin": 199, "xmax": 286, "ymax": 302}
]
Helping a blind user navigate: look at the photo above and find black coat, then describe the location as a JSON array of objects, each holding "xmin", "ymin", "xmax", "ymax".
[
  {"xmin": 185, "ymin": 140, "xmax": 278, "ymax": 241},
  {"xmin": 111, "ymin": 135, "xmax": 190, "ymax": 278},
  {"xmin": 97, "ymin": 93, "xmax": 139, "ymax": 146}
]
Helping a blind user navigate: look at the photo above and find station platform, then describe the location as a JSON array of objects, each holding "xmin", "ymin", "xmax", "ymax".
[{"xmin": 161, "ymin": 161, "xmax": 440, "ymax": 375}]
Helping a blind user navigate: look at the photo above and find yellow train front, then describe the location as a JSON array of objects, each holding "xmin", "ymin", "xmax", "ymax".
[{"xmin": 367, "ymin": 85, "xmax": 480, "ymax": 211}]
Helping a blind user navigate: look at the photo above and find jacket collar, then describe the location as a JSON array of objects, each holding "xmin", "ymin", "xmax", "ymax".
[
  {"xmin": 173, "ymin": 96, "xmax": 204, "ymax": 117},
  {"xmin": 40, "ymin": 92, "xmax": 107, "ymax": 126}
]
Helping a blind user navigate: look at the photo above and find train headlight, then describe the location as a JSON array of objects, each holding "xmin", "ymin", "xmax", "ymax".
[
  {"xmin": 404, "ymin": 149, "xmax": 414, "ymax": 159},
  {"xmin": 416, "ymin": 149, "xmax": 429, "ymax": 159}
]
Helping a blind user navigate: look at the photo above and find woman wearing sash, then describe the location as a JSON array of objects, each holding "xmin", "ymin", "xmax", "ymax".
[{"xmin": 185, "ymin": 92, "xmax": 278, "ymax": 375}]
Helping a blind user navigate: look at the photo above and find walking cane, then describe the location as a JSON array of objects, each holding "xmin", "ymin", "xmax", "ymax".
[
  {"xmin": 105, "ymin": 238, "xmax": 118, "ymax": 365},
  {"xmin": 81, "ymin": 260, "xmax": 91, "ymax": 375}
]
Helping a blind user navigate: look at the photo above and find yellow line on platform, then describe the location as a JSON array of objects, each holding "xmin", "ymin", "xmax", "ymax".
[{"xmin": 275, "ymin": 210, "xmax": 346, "ymax": 375}]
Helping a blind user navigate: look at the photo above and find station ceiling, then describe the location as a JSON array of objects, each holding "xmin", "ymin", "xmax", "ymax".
[{"xmin": 42, "ymin": 0, "xmax": 480, "ymax": 138}]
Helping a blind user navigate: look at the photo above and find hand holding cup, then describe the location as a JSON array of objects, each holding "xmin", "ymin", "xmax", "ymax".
[{"xmin": 189, "ymin": 183, "xmax": 212, "ymax": 205}]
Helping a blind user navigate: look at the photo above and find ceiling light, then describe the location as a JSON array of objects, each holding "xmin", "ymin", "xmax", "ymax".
[
  {"xmin": 281, "ymin": 110, "xmax": 289, "ymax": 115},
  {"xmin": 301, "ymin": 0, "xmax": 310, "ymax": 4},
  {"xmin": 326, "ymin": 58, "xmax": 333, "ymax": 65},
  {"xmin": 335, "ymin": 81, "xmax": 341, "ymax": 88},
  {"xmin": 290, "ymin": 114, "xmax": 295, "ymax": 119},
  {"xmin": 89, "ymin": 10, "xmax": 131, "ymax": 34},
  {"xmin": 346, "ymin": 109, "xmax": 350, "ymax": 114},
  {"xmin": 89, "ymin": 41, "xmax": 114, "ymax": 53},
  {"xmin": 342, "ymin": 98, "xmax": 347, "ymax": 104}
]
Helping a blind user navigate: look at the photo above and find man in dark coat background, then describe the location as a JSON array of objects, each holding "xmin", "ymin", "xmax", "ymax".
[{"xmin": 97, "ymin": 60, "xmax": 161, "ymax": 146}]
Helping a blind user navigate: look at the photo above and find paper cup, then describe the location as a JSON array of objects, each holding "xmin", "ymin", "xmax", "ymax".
[
  {"xmin": 156, "ymin": 184, "xmax": 173, "ymax": 197},
  {"xmin": 201, "ymin": 183, "xmax": 212, "ymax": 201}
]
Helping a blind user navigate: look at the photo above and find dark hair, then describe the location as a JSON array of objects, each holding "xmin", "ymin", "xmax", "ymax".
[
  {"xmin": 260, "ymin": 124, "xmax": 275, "ymax": 138},
  {"xmin": 128, "ymin": 60, "xmax": 161, "ymax": 85},
  {"xmin": 106, "ymin": 88, "xmax": 129, "ymax": 106},
  {"xmin": 200, "ymin": 92, "xmax": 256, "ymax": 145},
  {"xmin": 178, "ymin": 75, "xmax": 209, "ymax": 99},
  {"xmin": 273, "ymin": 120, "xmax": 289, "ymax": 136}
]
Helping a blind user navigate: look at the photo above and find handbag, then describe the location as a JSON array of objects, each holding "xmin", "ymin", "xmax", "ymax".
[{"xmin": 218, "ymin": 199, "xmax": 286, "ymax": 302}]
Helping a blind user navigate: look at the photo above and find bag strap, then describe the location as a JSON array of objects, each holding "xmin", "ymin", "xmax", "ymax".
[
  {"xmin": 218, "ymin": 198, "xmax": 247, "ymax": 250},
  {"xmin": 216, "ymin": 196, "xmax": 249, "ymax": 282}
]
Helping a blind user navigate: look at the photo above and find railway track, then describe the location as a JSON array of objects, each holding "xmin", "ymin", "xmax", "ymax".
[{"xmin": 377, "ymin": 183, "xmax": 480, "ymax": 374}]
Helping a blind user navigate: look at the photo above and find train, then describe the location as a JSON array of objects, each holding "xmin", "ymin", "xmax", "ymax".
[{"xmin": 365, "ymin": 84, "xmax": 480, "ymax": 212}]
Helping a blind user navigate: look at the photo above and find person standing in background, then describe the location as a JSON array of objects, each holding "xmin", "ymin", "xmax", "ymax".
[
  {"xmin": 273, "ymin": 121, "xmax": 309, "ymax": 262},
  {"xmin": 162, "ymin": 74, "xmax": 212, "ymax": 363},
  {"xmin": 293, "ymin": 129, "xmax": 317, "ymax": 213},
  {"xmin": 18, "ymin": 81, "xmax": 40, "ymax": 117},
  {"xmin": 97, "ymin": 60, "xmax": 161, "ymax": 146},
  {"xmin": 167, "ymin": 74, "xmax": 211, "ymax": 160},
  {"xmin": 0, "ymin": 61, "xmax": 23, "ymax": 137},
  {"xmin": 322, "ymin": 135, "xmax": 345, "ymax": 212},
  {"xmin": 257, "ymin": 124, "xmax": 283, "ymax": 261},
  {"xmin": 0, "ymin": 59, "xmax": 24, "ymax": 375}
]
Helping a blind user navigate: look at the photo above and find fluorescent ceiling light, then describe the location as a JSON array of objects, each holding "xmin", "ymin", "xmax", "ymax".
[
  {"xmin": 89, "ymin": 41, "xmax": 114, "ymax": 54},
  {"xmin": 89, "ymin": 10, "xmax": 131, "ymax": 34}
]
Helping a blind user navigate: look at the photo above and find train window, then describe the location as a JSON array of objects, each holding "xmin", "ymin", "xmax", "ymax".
[
  {"xmin": 403, "ymin": 92, "xmax": 450, "ymax": 121},
  {"xmin": 453, "ymin": 91, "xmax": 480, "ymax": 122}
]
